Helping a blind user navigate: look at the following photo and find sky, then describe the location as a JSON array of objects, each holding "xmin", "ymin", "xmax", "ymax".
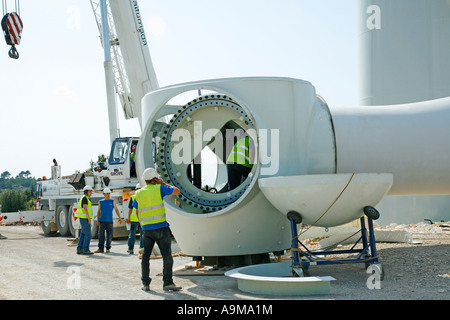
[{"xmin": 0, "ymin": 0, "xmax": 358, "ymax": 179}]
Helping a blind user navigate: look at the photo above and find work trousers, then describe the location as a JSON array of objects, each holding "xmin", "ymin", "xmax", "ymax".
[
  {"xmin": 77, "ymin": 218, "xmax": 92, "ymax": 253},
  {"xmin": 98, "ymin": 221, "xmax": 113, "ymax": 250},
  {"xmin": 141, "ymin": 226, "xmax": 173, "ymax": 287},
  {"xmin": 227, "ymin": 163, "xmax": 252, "ymax": 190},
  {"xmin": 128, "ymin": 221, "xmax": 143, "ymax": 251}
]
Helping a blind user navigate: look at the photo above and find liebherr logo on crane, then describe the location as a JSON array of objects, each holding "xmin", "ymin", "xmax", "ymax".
[{"xmin": 133, "ymin": 1, "xmax": 147, "ymax": 46}]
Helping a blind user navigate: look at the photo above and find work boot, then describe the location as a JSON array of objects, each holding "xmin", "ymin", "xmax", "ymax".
[
  {"xmin": 83, "ymin": 251, "xmax": 94, "ymax": 255},
  {"xmin": 163, "ymin": 283, "xmax": 182, "ymax": 291},
  {"xmin": 141, "ymin": 285, "xmax": 150, "ymax": 292},
  {"xmin": 76, "ymin": 249, "xmax": 83, "ymax": 255},
  {"xmin": 94, "ymin": 249, "xmax": 104, "ymax": 253}
]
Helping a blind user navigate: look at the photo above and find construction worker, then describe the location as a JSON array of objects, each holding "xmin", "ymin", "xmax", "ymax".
[
  {"xmin": 130, "ymin": 144, "xmax": 137, "ymax": 177},
  {"xmin": 226, "ymin": 135, "xmax": 255, "ymax": 190},
  {"xmin": 75, "ymin": 185, "xmax": 94, "ymax": 255},
  {"xmin": 95, "ymin": 187, "xmax": 122, "ymax": 253},
  {"xmin": 133, "ymin": 168, "xmax": 182, "ymax": 292},
  {"xmin": 127, "ymin": 183, "xmax": 143, "ymax": 254}
]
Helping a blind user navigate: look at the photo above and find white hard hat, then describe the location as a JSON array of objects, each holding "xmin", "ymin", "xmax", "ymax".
[
  {"xmin": 135, "ymin": 183, "xmax": 141, "ymax": 189},
  {"xmin": 103, "ymin": 187, "xmax": 111, "ymax": 194},
  {"xmin": 142, "ymin": 168, "xmax": 159, "ymax": 181},
  {"xmin": 83, "ymin": 185, "xmax": 93, "ymax": 192}
]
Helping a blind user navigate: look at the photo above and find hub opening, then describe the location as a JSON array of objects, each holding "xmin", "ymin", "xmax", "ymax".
[{"xmin": 156, "ymin": 91, "xmax": 258, "ymax": 213}]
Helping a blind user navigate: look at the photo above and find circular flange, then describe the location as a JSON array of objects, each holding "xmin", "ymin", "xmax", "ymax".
[{"xmin": 157, "ymin": 94, "xmax": 256, "ymax": 212}]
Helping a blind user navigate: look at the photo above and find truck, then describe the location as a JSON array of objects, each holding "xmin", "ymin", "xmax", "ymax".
[
  {"xmin": 0, "ymin": 0, "xmax": 160, "ymax": 238},
  {"xmin": 0, "ymin": 135, "xmax": 142, "ymax": 238},
  {"xmin": 35, "ymin": 136, "xmax": 140, "ymax": 238}
]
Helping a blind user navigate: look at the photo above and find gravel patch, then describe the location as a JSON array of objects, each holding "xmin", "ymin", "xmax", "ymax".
[{"xmin": 0, "ymin": 222, "xmax": 448, "ymax": 300}]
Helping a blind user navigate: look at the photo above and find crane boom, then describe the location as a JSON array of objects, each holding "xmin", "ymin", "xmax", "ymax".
[{"xmin": 90, "ymin": 0, "xmax": 159, "ymax": 131}]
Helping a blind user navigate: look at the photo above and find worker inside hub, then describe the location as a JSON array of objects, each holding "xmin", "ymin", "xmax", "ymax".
[
  {"xmin": 185, "ymin": 124, "xmax": 255, "ymax": 193},
  {"xmin": 225, "ymin": 131, "xmax": 255, "ymax": 191}
]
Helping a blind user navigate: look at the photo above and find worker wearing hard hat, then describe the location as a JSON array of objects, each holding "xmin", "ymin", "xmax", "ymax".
[
  {"xmin": 75, "ymin": 185, "xmax": 94, "ymax": 255},
  {"xmin": 95, "ymin": 187, "xmax": 123, "ymax": 253},
  {"xmin": 226, "ymin": 135, "xmax": 255, "ymax": 190},
  {"xmin": 130, "ymin": 144, "xmax": 137, "ymax": 177},
  {"xmin": 133, "ymin": 168, "xmax": 182, "ymax": 292},
  {"xmin": 126, "ymin": 183, "xmax": 143, "ymax": 254}
]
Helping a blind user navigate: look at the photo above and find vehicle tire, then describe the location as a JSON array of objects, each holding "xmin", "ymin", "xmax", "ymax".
[
  {"xmin": 40, "ymin": 206, "xmax": 57, "ymax": 236},
  {"xmin": 56, "ymin": 206, "xmax": 70, "ymax": 237},
  {"xmin": 68, "ymin": 205, "xmax": 76, "ymax": 237}
]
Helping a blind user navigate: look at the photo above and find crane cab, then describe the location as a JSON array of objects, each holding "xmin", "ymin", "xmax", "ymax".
[{"xmin": 99, "ymin": 137, "xmax": 139, "ymax": 188}]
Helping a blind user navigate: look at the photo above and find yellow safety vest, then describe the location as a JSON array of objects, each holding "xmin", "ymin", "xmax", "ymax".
[
  {"xmin": 129, "ymin": 195, "xmax": 139, "ymax": 222},
  {"xmin": 227, "ymin": 137, "xmax": 253, "ymax": 168},
  {"xmin": 75, "ymin": 195, "xmax": 93, "ymax": 219},
  {"xmin": 135, "ymin": 184, "xmax": 165, "ymax": 227}
]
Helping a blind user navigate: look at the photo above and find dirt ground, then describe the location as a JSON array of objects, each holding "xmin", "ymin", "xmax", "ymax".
[{"xmin": 0, "ymin": 222, "xmax": 448, "ymax": 301}]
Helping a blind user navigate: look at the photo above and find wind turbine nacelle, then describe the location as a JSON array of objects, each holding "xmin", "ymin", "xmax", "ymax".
[
  {"xmin": 133, "ymin": 77, "xmax": 385, "ymax": 256},
  {"xmin": 135, "ymin": 77, "xmax": 450, "ymax": 256}
]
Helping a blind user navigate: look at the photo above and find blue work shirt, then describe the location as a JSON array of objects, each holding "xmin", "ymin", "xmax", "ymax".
[
  {"xmin": 133, "ymin": 184, "xmax": 174, "ymax": 230},
  {"xmin": 99, "ymin": 199, "xmax": 114, "ymax": 222}
]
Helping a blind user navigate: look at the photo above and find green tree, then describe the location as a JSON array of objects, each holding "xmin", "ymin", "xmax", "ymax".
[
  {"xmin": 1, "ymin": 171, "xmax": 11, "ymax": 179},
  {"xmin": 17, "ymin": 170, "xmax": 31, "ymax": 178},
  {"xmin": 98, "ymin": 154, "xmax": 108, "ymax": 163},
  {"xmin": 0, "ymin": 189, "xmax": 33, "ymax": 213},
  {"xmin": 86, "ymin": 154, "xmax": 109, "ymax": 174}
]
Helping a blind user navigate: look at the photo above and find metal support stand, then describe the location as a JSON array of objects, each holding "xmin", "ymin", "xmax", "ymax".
[
  {"xmin": 288, "ymin": 208, "xmax": 383, "ymax": 279},
  {"xmin": 288, "ymin": 211, "xmax": 305, "ymax": 277},
  {"xmin": 297, "ymin": 216, "xmax": 381, "ymax": 270}
]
